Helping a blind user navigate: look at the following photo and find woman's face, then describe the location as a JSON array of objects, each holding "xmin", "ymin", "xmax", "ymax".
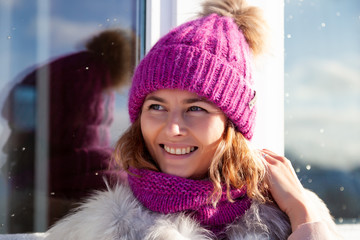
[{"xmin": 140, "ymin": 89, "xmax": 226, "ymax": 179}]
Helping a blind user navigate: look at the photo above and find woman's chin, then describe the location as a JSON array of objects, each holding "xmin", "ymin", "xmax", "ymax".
[
  {"xmin": 161, "ymin": 168, "xmax": 190, "ymax": 178},
  {"xmin": 160, "ymin": 167, "xmax": 206, "ymax": 180}
]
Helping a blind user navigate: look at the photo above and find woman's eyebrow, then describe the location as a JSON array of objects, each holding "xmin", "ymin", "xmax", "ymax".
[
  {"xmin": 144, "ymin": 96, "xmax": 212, "ymax": 105},
  {"xmin": 183, "ymin": 98, "xmax": 211, "ymax": 104},
  {"xmin": 144, "ymin": 96, "xmax": 166, "ymax": 103}
]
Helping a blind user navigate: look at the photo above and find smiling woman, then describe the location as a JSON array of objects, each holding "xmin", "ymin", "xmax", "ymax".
[
  {"xmin": 140, "ymin": 89, "xmax": 226, "ymax": 179},
  {"xmin": 1, "ymin": 0, "xmax": 348, "ymax": 239},
  {"xmin": 41, "ymin": 1, "xmax": 342, "ymax": 239}
]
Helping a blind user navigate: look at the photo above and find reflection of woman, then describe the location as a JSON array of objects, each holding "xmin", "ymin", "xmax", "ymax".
[
  {"xmin": 2, "ymin": 29, "xmax": 132, "ymax": 232},
  {"xmin": 46, "ymin": 0, "xmax": 341, "ymax": 239}
]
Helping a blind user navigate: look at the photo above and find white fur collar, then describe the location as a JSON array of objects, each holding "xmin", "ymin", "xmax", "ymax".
[{"xmin": 45, "ymin": 184, "xmax": 291, "ymax": 240}]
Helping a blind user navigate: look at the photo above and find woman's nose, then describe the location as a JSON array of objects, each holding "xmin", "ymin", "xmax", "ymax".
[{"xmin": 165, "ymin": 112, "xmax": 187, "ymax": 137}]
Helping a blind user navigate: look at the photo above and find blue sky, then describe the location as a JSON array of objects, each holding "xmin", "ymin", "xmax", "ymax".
[{"xmin": 284, "ymin": 0, "xmax": 360, "ymax": 169}]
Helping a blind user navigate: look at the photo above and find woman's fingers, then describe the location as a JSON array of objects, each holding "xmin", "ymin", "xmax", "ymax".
[
  {"xmin": 260, "ymin": 149, "xmax": 318, "ymax": 232},
  {"xmin": 261, "ymin": 149, "xmax": 303, "ymax": 195},
  {"xmin": 261, "ymin": 149, "xmax": 299, "ymax": 181},
  {"xmin": 262, "ymin": 149, "xmax": 291, "ymax": 166}
]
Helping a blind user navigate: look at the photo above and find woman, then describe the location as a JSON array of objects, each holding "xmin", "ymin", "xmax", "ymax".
[
  {"xmin": 2, "ymin": 29, "xmax": 132, "ymax": 232},
  {"xmin": 45, "ymin": 0, "xmax": 341, "ymax": 239}
]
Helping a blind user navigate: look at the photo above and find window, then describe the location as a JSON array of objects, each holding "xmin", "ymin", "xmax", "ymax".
[
  {"xmin": 0, "ymin": 0, "xmax": 144, "ymax": 233},
  {"xmin": 285, "ymin": 0, "xmax": 360, "ymax": 225},
  {"xmin": 1, "ymin": 0, "xmax": 358, "ymax": 236}
]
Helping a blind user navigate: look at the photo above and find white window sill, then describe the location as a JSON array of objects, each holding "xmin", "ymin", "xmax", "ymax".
[
  {"xmin": 0, "ymin": 233, "xmax": 47, "ymax": 239},
  {"xmin": 0, "ymin": 225, "xmax": 359, "ymax": 239},
  {"xmin": 337, "ymin": 224, "xmax": 360, "ymax": 239}
]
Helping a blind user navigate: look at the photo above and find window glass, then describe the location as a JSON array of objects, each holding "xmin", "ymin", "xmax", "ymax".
[
  {"xmin": 0, "ymin": 0, "xmax": 144, "ymax": 233},
  {"xmin": 285, "ymin": 0, "xmax": 360, "ymax": 224}
]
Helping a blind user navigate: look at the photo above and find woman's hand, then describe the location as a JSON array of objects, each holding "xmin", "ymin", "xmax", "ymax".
[{"xmin": 261, "ymin": 149, "xmax": 320, "ymax": 232}]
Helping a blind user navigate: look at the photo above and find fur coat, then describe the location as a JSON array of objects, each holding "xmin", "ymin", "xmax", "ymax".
[
  {"xmin": 45, "ymin": 183, "xmax": 336, "ymax": 240},
  {"xmin": 46, "ymin": 184, "xmax": 291, "ymax": 240}
]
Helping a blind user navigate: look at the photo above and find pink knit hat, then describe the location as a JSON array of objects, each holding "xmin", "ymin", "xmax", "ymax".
[{"xmin": 129, "ymin": 0, "xmax": 265, "ymax": 140}]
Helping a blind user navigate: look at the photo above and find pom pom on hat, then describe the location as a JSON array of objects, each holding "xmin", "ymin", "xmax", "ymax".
[
  {"xmin": 199, "ymin": 0, "xmax": 267, "ymax": 56},
  {"xmin": 128, "ymin": 0, "xmax": 266, "ymax": 140},
  {"xmin": 86, "ymin": 29, "xmax": 134, "ymax": 88}
]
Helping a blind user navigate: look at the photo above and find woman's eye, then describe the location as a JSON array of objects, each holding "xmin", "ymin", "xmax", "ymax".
[
  {"xmin": 188, "ymin": 106, "xmax": 205, "ymax": 112},
  {"xmin": 149, "ymin": 104, "xmax": 164, "ymax": 111}
]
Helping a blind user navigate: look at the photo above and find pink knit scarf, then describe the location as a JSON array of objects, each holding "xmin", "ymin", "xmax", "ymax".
[{"xmin": 128, "ymin": 168, "xmax": 251, "ymax": 236}]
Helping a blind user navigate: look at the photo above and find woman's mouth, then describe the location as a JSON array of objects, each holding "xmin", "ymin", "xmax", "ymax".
[{"xmin": 160, "ymin": 144, "xmax": 198, "ymax": 155}]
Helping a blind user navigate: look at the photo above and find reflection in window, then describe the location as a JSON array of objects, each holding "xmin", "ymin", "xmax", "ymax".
[
  {"xmin": 0, "ymin": 0, "xmax": 144, "ymax": 233},
  {"xmin": 285, "ymin": 0, "xmax": 360, "ymax": 224}
]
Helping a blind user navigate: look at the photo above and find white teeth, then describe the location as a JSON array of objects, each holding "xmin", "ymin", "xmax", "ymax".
[{"xmin": 163, "ymin": 145, "xmax": 196, "ymax": 155}]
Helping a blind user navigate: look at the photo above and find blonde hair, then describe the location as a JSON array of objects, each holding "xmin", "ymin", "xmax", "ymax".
[
  {"xmin": 112, "ymin": 119, "xmax": 268, "ymax": 204},
  {"xmin": 209, "ymin": 121, "xmax": 267, "ymax": 204}
]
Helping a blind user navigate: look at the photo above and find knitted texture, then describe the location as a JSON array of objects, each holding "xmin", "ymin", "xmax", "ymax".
[
  {"xmin": 128, "ymin": 13, "xmax": 257, "ymax": 139},
  {"xmin": 128, "ymin": 168, "xmax": 251, "ymax": 236}
]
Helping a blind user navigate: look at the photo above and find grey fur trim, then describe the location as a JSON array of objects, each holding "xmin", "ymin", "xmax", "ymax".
[
  {"xmin": 144, "ymin": 214, "xmax": 213, "ymax": 240},
  {"xmin": 45, "ymin": 184, "xmax": 291, "ymax": 240},
  {"xmin": 225, "ymin": 201, "xmax": 291, "ymax": 240},
  {"xmin": 46, "ymin": 184, "xmax": 156, "ymax": 240},
  {"xmin": 46, "ymin": 184, "xmax": 339, "ymax": 240}
]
